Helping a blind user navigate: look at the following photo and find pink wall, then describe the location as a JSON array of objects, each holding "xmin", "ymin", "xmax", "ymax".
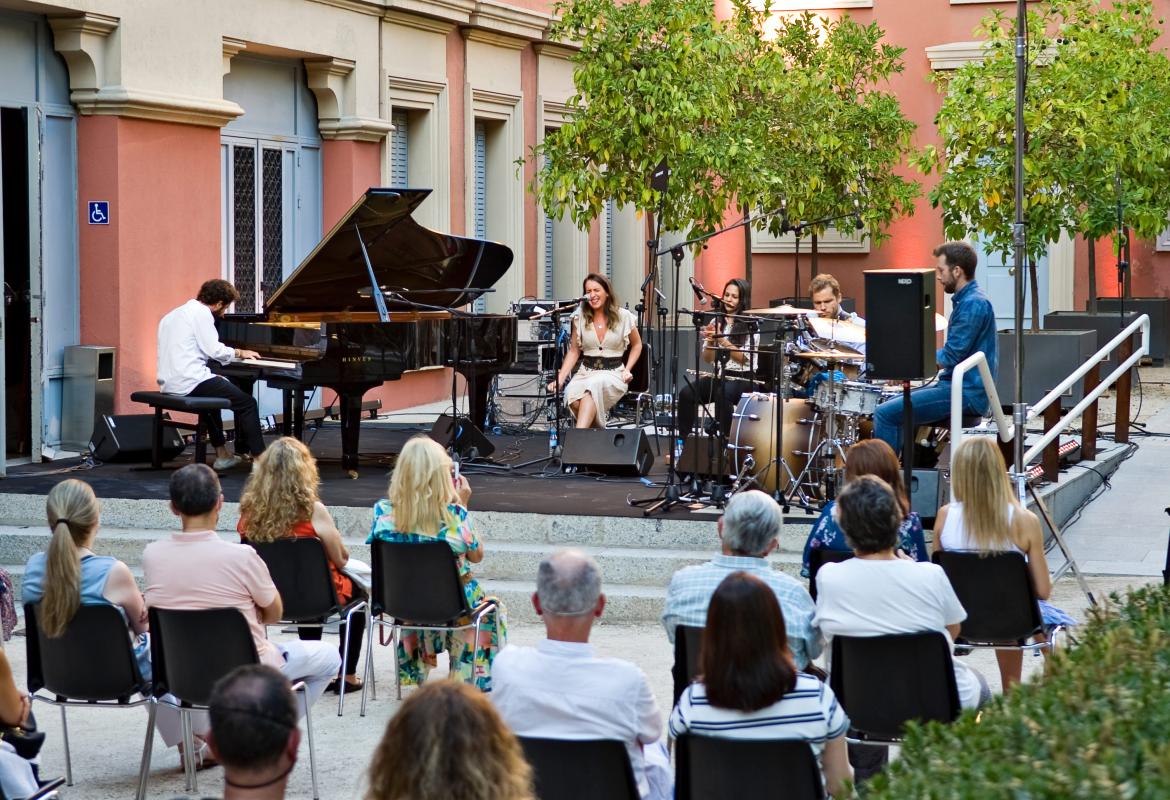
[
  {"xmin": 321, "ymin": 140, "xmax": 381, "ymax": 229},
  {"xmin": 78, "ymin": 117, "xmax": 222, "ymax": 414}
]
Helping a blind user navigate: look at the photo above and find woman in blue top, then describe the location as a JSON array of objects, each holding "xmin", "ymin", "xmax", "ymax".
[
  {"xmin": 368, "ymin": 435, "xmax": 505, "ymax": 692},
  {"xmin": 22, "ymin": 479, "xmax": 150, "ymax": 680},
  {"xmin": 801, "ymin": 439, "xmax": 928, "ymax": 578}
]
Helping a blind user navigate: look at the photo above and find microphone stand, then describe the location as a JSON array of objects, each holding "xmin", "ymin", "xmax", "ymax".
[{"xmin": 508, "ymin": 301, "xmax": 576, "ymax": 471}]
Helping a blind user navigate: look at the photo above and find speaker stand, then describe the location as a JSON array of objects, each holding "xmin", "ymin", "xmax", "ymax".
[{"xmin": 901, "ymin": 380, "xmax": 914, "ymax": 513}]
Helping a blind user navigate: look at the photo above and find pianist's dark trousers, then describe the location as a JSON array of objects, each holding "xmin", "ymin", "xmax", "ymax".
[{"xmin": 189, "ymin": 376, "xmax": 266, "ymax": 457}]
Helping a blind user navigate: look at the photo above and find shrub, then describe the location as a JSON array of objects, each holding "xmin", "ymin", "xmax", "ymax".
[{"xmin": 865, "ymin": 584, "xmax": 1170, "ymax": 799}]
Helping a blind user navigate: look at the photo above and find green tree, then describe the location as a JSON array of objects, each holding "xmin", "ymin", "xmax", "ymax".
[
  {"xmin": 913, "ymin": 0, "xmax": 1170, "ymax": 324},
  {"xmin": 530, "ymin": 0, "xmax": 919, "ymax": 269}
]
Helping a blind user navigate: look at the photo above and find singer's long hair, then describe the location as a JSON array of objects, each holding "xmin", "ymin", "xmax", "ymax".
[
  {"xmin": 577, "ymin": 273, "xmax": 621, "ymax": 331},
  {"xmin": 722, "ymin": 278, "xmax": 754, "ymax": 345}
]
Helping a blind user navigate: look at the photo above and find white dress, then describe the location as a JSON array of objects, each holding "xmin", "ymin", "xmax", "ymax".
[{"xmin": 564, "ymin": 307, "xmax": 636, "ymax": 427}]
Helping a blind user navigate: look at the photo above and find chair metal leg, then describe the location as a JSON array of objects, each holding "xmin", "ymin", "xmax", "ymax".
[
  {"xmin": 394, "ymin": 625, "xmax": 402, "ymax": 700},
  {"xmin": 181, "ymin": 710, "xmax": 196, "ymax": 793},
  {"xmin": 135, "ymin": 701, "xmax": 158, "ymax": 800},
  {"xmin": 299, "ymin": 685, "xmax": 320, "ymax": 800},
  {"xmin": 338, "ymin": 601, "xmax": 367, "ymax": 717},
  {"xmin": 361, "ymin": 614, "xmax": 377, "ymax": 717},
  {"xmin": 59, "ymin": 705, "xmax": 72, "ymax": 786}
]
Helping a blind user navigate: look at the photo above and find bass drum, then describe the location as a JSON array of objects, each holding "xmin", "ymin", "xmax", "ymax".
[{"xmin": 727, "ymin": 394, "xmax": 821, "ymax": 494}]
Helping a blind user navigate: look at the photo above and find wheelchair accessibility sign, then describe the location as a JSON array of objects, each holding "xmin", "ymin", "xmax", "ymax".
[{"xmin": 88, "ymin": 201, "xmax": 110, "ymax": 225}]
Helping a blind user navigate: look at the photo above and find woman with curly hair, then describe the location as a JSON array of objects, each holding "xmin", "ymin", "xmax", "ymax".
[
  {"xmin": 366, "ymin": 681, "xmax": 532, "ymax": 800},
  {"xmin": 368, "ymin": 435, "xmax": 505, "ymax": 691},
  {"xmin": 238, "ymin": 437, "xmax": 365, "ymax": 693}
]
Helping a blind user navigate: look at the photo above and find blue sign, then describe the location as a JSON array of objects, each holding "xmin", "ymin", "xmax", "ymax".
[{"xmin": 88, "ymin": 201, "xmax": 110, "ymax": 225}]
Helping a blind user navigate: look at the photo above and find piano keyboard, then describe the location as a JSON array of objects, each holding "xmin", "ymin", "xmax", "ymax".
[{"xmin": 238, "ymin": 357, "xmax": 299, "ymax": 370}]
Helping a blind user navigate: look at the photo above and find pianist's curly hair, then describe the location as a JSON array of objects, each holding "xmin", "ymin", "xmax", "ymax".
[
  {"xmin": 238, "ymin": 437, "xmax": 320, "ymax": 543},
  {"xmin": 197, "ymin": 278, "xmax": 241, "ymax": 307}
]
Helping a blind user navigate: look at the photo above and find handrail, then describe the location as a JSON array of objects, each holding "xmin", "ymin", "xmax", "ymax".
[{"xmin": 950, "ymin": 313, "xmax": 1150, "ymax": 483}]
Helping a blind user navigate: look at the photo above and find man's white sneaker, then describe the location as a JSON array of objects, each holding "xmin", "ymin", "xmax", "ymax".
[{"xmin": 212, "ymin": 454, "xmax": 244, "ymax": 472}]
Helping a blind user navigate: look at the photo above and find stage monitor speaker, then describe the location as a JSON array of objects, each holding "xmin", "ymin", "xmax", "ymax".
[
  {"xmin": 562, "ymin": 428, "xmax": 654, "ymax": 477},
  {"xmin": 429, "ymin": 414, "xmax": 495, "ymax": 459},
  {"xmin": 864, "ymin": 269, "xmax": 937, "ymax": 380},
  {"xmin": 677, "ymin": 434, "xmax": 725, "ymax": 479},
  {"xmin": 909, "ymin": 468, "xmax": 942, "ymax": 522},
  {"xmin": 91, "ymin": 413, "xmax": 186, "ymax": 463}
]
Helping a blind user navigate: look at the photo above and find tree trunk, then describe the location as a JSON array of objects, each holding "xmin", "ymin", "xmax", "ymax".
[
  {"xmin": 1087, "ymin": 237, "xmax": 1098, "ymax": 313},
  {"xmin": 742, "ymin": 204, "xmax": 753, "ymax": 287},
  {"xmin": 1028, "ymin": 258, "xmax": 1040, "ymax": 332}
]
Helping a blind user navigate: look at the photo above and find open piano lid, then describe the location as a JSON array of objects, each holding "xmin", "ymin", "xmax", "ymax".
[{"xmin": 264, "ymin": 188, "xmax": 514, "ymax": 315}]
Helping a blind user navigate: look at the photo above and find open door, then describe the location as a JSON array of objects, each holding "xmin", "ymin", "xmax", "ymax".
[
  {"xmin": 1, "ymin": 105, "xmax": 34, "ymax": 474},
  {"xmin": 0, "ymin": 108, "xmax": 6, "ymax": 478}
]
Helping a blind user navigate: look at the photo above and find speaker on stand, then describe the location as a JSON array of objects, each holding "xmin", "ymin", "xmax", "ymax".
[{"xmin": 429, "ymin": 414, "xmax": 495, "ymax": 460}]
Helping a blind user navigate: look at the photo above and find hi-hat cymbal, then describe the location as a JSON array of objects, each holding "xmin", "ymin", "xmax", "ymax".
[
  {"xmin": 747, "ymin": 304, "xmax": 808, "ymax": 316},
  {"xmin": 792, "ymin": 349, "xmax": 865, "ymax": 362},
  {"xmin": 807, "ymin": 315, "xmax": 867, "ymax": 343}
]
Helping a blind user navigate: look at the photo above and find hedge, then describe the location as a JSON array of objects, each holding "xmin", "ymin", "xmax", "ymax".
[{"xmin": 864, "ymin": 584, "xmax": 1170, "ymax": 799}]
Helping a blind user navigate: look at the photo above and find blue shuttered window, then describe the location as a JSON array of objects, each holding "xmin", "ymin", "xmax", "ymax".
[
  {"xmin": 390, "ymin": 109, "xmax": 408, "ymax": 187},
  {"xmin": 605, "ymin": 198, "xmax": 615, "ymax": 279},
  {"xmin": 473, "ymin": 121, "xmax": 487, "ymax": 313}
]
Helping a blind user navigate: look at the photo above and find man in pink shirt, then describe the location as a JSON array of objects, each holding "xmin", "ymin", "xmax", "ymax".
[{"xmin": 143, "ymin": 464, "xmax": 339, "ymax": 765}]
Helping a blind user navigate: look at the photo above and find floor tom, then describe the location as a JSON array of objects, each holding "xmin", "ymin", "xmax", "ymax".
[{"xmin": 727, "ymin": 393, "xmax": 822, "ymax": 494}]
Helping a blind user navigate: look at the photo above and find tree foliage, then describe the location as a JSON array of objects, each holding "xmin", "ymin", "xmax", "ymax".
[
  {"xmin": 530, "ymin": 0, "xmax": 919, "ymax": 247},
  {"xmin": 914, "ymin": 0, "xmax": 1170, "ymax": 262}
]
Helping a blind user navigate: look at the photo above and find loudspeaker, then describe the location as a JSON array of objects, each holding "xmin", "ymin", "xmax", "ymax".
[
  {"xmin": 909, "ymin": 468, "xmax": 942, "ymax": 522},
  {"xmin": 676, "ymin": 434, "xmax": 726, "ymax": 479},
  {"xmin": 562, "ymin": 428, "xmax": 654, "ymax": 476},
  {"xmin": 90, "ymin": 413, "xmax": 186, "ymax": 463},
  {"xmin": 429, "ymin": 414, "xmax": 495, "ymax": 459},
  {"xmin": 864, "ymin": 269, "xmax": 937, "ymax": 380}
]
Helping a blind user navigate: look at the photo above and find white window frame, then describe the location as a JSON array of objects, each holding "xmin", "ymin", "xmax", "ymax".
[{"xmin": 386, "ymin": 74, "xmax": 450, "ymax": 232}]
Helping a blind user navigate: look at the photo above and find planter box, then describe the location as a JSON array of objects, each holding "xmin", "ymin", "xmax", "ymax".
[
  {"xmin": 997, "ymin": 329, "xmax": 1098, "ymax": 408},
  {"xmin": 1043, "ymin": 310, "xmax": 1141, "ymax": 373},
  {"xmin": 1089, "ymin": 297, "xmax": 1168, "ymax": 365}
]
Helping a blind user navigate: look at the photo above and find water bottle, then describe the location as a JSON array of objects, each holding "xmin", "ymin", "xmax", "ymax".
[
  {"xmin": 674, "ymin": 437, "xmax": 684, "ymax": 463},
  {"xmin": 549, "ymin": 425, "xmax": 559, "ymax": 455}
]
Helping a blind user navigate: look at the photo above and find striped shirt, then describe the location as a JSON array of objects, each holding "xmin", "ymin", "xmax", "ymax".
[{"xmin": 669, "ymin": 674, "xmax": 849, "ymax": 755}]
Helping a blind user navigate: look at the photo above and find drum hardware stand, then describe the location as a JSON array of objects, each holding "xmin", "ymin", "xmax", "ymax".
[
  {"xmin": 637, "ymin": 160, "xmax": 671, "ymax": 457},
  {"xmin": 785, "ymin": 356, "xmax": 851, "ymax": 509}
]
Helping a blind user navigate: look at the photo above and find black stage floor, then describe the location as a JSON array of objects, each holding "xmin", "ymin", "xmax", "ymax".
[{"xmin": 0, "ymin": 423, "xmax": 733, "ymax": 520}]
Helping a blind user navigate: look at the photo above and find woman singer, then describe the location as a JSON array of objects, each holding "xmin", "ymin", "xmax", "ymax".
[{"xmin": 548, "ymin": 273, "xmax": 643, "ymax": 429}]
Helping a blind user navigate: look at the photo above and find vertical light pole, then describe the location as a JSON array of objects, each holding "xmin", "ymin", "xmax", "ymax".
[{"xmin": 1012, "ymin": 0, "xmax": 1028, "ymax": 498}]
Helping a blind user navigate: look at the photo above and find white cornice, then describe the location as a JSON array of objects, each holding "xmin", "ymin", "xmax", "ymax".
[
  {"xmin": 925, "ymin": 40, "xmax": 990, "ymax": 70},
  {"xmin": 383, "ymin": 9, "xmax": 458, "ymax": 34},
  {"xmin": 317, "ymin": 116, "xmax": 395, "ymax": 141},
  {"xmin": 306, "ymin": 0, "xmax": 385, "ymax": 17},
  {"xmin": 386, "ymin": 0, "xmax": 476, "ymax": 26},
  {"xmin": 463, "ymin": 28, "xmax": 528, "ymax": 50},
  {"xmin": 534, "ymin": 42, "xmax": 576, "ymax": 60},
  {"xmin": 222, "ymin": 37, "xmax": 248, "ymax": 76},
  {"xmin": 70, "ymin": 86, "xmax": 245, "ymax": 127},
  {"xmin": 466, "ymin": 0, "xmax": 550, "ymax": 41}
]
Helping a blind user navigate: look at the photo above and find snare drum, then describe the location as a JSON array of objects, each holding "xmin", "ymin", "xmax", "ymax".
[{"xmin": 727, "ymin": 393, "xmax": 821, "ymax": 494}]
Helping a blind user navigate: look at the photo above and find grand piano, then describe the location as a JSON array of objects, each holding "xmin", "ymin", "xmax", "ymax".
[{"xmin": 217, "ymin": 188, "xmax": 517, "ymax": 475}]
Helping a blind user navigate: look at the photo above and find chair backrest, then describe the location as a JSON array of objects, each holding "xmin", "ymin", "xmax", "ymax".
[
  {"xmin": 148, "ymin": 607, "xmax": 258, "ymax": 706},
  {"xmin": 675, "ymin": 734, "xmax": 823, "ymax": 800},
  {"xmin": 807, "ymin": 549, "xmax": 854, "ymax": 601},
  {"xmin": 829, "ymin": 631, "xmax": 960, "ymax": 741},
  {"xmin": 672, "ymin": 625, "xmax": 705, "ymax": 706},
  {"xmin": 248, "ymin": 537, "xmax": 341, "ymax": 623},
  {"xmin": 519, "ymin": 737, "xmax": 640, "ymax": 800},
  {"xmin": 370, "ymin": 539, "xmax": 470, "ymax": 624},
  {"xmin": 623, "ymin": 343, "xmax": 650, "ymax": 394},
  {"xmin": 24, "ymin": 603, "xmax": 147, "ymax": 702},
  {"xmin": 932, "ymin": 550, "xmax": 1045, "ymax": 644}
]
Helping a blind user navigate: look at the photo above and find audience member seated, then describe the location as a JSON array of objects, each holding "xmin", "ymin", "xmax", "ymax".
[
  {"xmin": 238, "ymin": 437, "xmax": 366, "ymax": 694},
  {"xmin": 935, "ymin": 436, "xmax": 1071, "ymax": 689},
  {"xmin": 669, "ymin": 571, "xmax": 852, "ymax": 798},
  {"xmin": 365, "ymin": 681, "xmax": 533, "ymax": 800},
  {"xmin": 207, "ymin": 665, "xmax": 300, "ymax": 800},
  {"xmin": 367, "ymin": 435, "xmax": 505, "ymax": 692},
  {"xmin": 662, "ymin": 490, "xmax": 820, "ymax": 670},
  {"xmin": 143, "ymin": 464, "xmax": 340, "ymax": 768},
  {"xmin": 492, "ymin": 550, "xmax": 671, "ymax": 800},
  {"xmin": 813, "ymin": 476, "xmax": 989, "ymax": 710},
  {"xmin": 0, "ymin": 644, "xmax": 38, "ymax": 799},
  {"xmin": 801, "ymin": 439, "xmax": 928, "ymax": 577},
  {"xmin": 22, "ymin": 479, "xmax": 150, "ymax": 680}
]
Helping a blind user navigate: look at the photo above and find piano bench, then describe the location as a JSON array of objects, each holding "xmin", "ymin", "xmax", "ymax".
[{"xmin": 129, "ymin": 391, "xmax": 231, "ymax": 469}]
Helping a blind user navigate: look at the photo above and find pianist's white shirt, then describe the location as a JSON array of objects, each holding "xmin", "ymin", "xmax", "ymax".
[{"xmin": 157, "ymin": 299, "xmax": 236, "ymax": 395}]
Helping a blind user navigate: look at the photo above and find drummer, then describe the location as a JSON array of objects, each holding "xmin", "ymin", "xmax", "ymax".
[{"xmin": 791, "ymin": 273, "xmax": 866, "ymax": 396}]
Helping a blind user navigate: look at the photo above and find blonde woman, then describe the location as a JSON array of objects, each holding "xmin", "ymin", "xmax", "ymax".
[
  {"xmin": 365, "ymin": 681, "xmax": 533, "ymax": 800},
  {"xmin": 367, "ymin": 435, "xmax": 504, "ymax": 691},
  {"xmin": 548, "ymin": 273, "xmax": 642, "ymax": 428},
  {"xmin": 22, "ymin": 479, "xmax": 149, "ymax": 679},
  {"xmin": 238, "ymin": 437, "xmax": 365, "ymax": 693},
  {"xmin": 934, "ymin": 437, "xmax": 1070, "ymax": 688}
]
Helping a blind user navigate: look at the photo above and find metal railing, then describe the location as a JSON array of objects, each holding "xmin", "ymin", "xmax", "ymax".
[{"xmin": 950, "ymin": 313, "xmax": 1150, "ymax": 483}]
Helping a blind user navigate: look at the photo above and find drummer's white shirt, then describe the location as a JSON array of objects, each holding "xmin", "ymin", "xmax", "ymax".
[{"xmin": 805, "ymin": 310, "xmax": 867, "ymax": 357}]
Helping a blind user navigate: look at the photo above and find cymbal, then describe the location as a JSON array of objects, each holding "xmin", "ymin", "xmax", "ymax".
[
  {"xmin": 792, "ymin": 349, "xmax": 865, "ymax": 362},
  {"xmin": 807, "ymin": 315, "xmax": 867, "ymax": 343},
  {"xmin": 747, "ymin": 304, "xmax": 808, "ymax": 316}
]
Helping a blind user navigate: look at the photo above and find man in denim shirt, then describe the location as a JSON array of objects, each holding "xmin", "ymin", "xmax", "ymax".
[{"xmin": 874, "ymin": 241, "xmax": 998, "ymax": 454}]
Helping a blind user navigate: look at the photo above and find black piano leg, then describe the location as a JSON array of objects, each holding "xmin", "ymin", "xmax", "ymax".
[
  {"xmin": 294, "ymin": 391, "xmax": 306, "ymax": 439},
  {"xmin": 467, "ymin": 375, "xmax": 491, "ymax": 434},
  {"xmin": 339, "ymin": 394, "xmax": 364, "ymax": 478},
  {"xmin": 282, "ymin": 390, "xmax": 294, "ymax": 436}
]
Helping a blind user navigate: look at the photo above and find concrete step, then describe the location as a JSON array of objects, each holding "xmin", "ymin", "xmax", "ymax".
[{"xmin": 481, "ymin": 579, "xmax": 667, "ymax": 625}]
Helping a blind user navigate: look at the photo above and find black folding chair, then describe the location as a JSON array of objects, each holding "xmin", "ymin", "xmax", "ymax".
[
  {"xmin": 671, "ymin": 625, "xmax": 704, "ymax": 706},
  {"xmin": 829, "ymin": 631, "xmax": 961, "ymax": 744},
  {"xmin": 24, "ymin": 776, "xmax": 68, "ymax": 800},
  {"xmin": 146, "ymin": 607, "xmax": 320, "ymax": 798},
  {"xmin": 519, "ymin": 736, "xmax": 640, "ymax": 800},
  {"xmin": 807, "ymin": 548, "xmax": 854, "ymax": 602},
  {"xmin": 24, "ymin": 604, "xmax": 154, "ymax": 800},
  {"xmin": 362, "ymin": 539, "xmax": 500, "ymax": 711},
  {"xmin": 932, "ymin": 550, "xmax": 1061, "ymax": 655},
  {"xmin": 675, "ymin": 734, "xmax": 823, "ymax": 800},
  {"xmin": 248, "ymin": 537, "xmax": 369, "ymax": 715}
]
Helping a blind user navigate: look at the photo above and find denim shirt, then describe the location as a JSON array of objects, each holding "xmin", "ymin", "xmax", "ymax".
[{"xmin": 938, "ymin": 280, "xmax": 998, "ymax": 412}]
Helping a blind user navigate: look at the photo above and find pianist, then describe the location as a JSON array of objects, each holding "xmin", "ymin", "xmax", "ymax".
[{"xmin": 157, "ymin": 279, "xmax": 265, "ymax": 472}]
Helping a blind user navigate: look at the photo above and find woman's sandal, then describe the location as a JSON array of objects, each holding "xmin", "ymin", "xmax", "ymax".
[
  {"xmin": 326, "ymin": 675, "xmax": 364, "ymax": 694},
  {"xmin": 178, "ymin": 737, "xmax": 219, "ymax": 772}
]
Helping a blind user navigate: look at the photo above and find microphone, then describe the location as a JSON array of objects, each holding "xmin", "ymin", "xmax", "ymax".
[
  {"xmin": 851, "ymin": 195, "xmax": 865, "ymax": 230},
  {"xmin": 688, "ymin": 276, "xmax": 708, "ymax": 306},
  {"xmin": 780, "ymin": 198, "xmax": 791, "ymax": 234}
]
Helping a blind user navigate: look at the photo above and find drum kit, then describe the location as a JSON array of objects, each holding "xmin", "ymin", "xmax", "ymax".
[{"xmin": 722, "ymin": 304, "xmax": 895, "ymax": 509}]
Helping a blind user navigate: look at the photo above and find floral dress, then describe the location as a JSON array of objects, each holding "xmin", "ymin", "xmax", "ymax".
[
  {"xmin": 367, "ymin": 499, "xmax": 506, "ymax": 692},
  {"xmin": 800, "ymin": 502, "xmax": 928, "ymax": 578}
]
